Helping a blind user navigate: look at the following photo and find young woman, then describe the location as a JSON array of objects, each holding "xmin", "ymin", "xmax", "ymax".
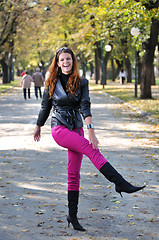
[{"xmin": 34, "ymin": 47, "xmax": 145, "ymax": 231}]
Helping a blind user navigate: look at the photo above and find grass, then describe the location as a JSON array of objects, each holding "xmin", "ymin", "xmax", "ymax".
[
  {"xmin": 89, "ymin": 80, "xmax": 159, "ymax": 121},
  {"xmin": 0, "ymin": 79, "xmax": 18, "ymax": 92},
  {"xmin": 131, "ymin": 78, "xmax": 159, "ymax": 85}
]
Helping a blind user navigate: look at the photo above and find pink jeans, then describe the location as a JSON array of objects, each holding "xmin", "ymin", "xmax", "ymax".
[{"xmin": 51, "ymin": 125, "xmax": 107, "ymax": 191}]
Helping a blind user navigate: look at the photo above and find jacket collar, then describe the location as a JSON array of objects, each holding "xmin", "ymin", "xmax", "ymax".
[
  {"xmin": 54, "ymin": 78, "xmax": 66, "ymax": 97},
  {"xmin": 53, "ymin": 78, "xmax": 79, "ymax": 107}
]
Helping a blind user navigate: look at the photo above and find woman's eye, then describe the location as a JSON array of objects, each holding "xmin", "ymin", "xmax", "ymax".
[{"xmin": 59, "ymin": 57, "xmax": 71, "ymax": 61}]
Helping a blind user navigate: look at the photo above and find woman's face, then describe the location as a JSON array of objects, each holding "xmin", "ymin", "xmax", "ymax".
[{"xmin": 57, "ymin": 52, "xmax": 73, "ymax": 75}]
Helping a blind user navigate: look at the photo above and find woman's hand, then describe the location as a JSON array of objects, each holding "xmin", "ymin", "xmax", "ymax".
[
  {"xmin": 84, "ymin": 116, "xmax": 99, "ymax": 149},
  {"xmin": 88, "ymin": 129, "xmax": 99, "ymax": 149},
  {"xmin": 34, "ymin": 125, "xmax": 41, "ymax": 142}
]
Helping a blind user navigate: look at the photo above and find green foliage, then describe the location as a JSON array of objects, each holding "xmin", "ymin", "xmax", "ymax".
[
  {"xmin": 60, "ymin": 0, "xmax": 79, "ymax": 5},
  {"xmin": 0, "ymin": 0, "xmax": 158, "ymax": 72}
]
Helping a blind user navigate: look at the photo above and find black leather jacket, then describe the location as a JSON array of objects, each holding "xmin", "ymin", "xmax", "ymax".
[{"xmin": 36, "ymin": 78, "xmax": 92, "ymax": 130}]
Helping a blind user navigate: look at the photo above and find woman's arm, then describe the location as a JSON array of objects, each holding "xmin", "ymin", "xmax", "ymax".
[
  {"xmin": 36, "ymin": 89, "xmax": 52, "ymax": 127},
  {"xmin": 34, "ymin": 125, "xmax": 41, "ymax": 142},
  {"xmin": 79, "ymin": 79, "xmax": 99, "ymax": 149},
  {"xmin": 85, "ymin": 116, "xmax": 99, "ymax": 149},
  {"xmin": 34, "ymin": 88, "xmax": 52, "ymax": 141}
]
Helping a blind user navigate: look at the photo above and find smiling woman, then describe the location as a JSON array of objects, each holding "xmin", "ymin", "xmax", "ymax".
[
  {"xmin": 33, "ymin": 47, "xmax": 145, "ymax": 232},
  {"xmin": 57, "ymin": 52, "xmax": 73, "ymax": 75}
]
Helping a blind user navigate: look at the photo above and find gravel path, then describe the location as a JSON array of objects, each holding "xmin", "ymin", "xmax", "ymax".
[{"xmin": 0, "ymin": 85, "xmax": 158, "ymax": 240}]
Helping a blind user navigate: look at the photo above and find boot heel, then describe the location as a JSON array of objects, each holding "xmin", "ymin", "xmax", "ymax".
[
  {"xmin": 118, "ymin": 191, "xmax": 123, "ymax": 198},
  {"xmin": 115, "ymin": 185, "xmax": 146, "ymax": 197},
  {"xmin": 67, "ymin": 215, "xmax": 86, "ymax": 231},
  {"xmin": 67, "ymin": 219, "xmax": 70, "ymax": 227}
]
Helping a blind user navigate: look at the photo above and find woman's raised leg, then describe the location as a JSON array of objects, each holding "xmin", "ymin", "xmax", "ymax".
[
  {"xmin": 51, "ymin": 125, "xmax": 107, "ymax": 170},
  {"xmin": 51, "ymin": 126, "xmax": 145, "ymax": 197}
]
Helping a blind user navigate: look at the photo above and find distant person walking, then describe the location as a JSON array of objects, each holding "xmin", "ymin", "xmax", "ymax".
[
  {"xmin": 119, "ymin": 67, "xmax": 126, "ymax": 84},
  {"xmin": 21, "ymin": 71, "xmax": 33, "ymax": 100},
  {"xmin": 32, "ymin": 68, "xmax": 44, "ymax": 99}
]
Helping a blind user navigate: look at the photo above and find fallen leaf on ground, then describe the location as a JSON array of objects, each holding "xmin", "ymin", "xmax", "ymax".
[
  {"xmin": 57, "ymin": 220, "xmax": 63, "ymax": 223},
  {"xmin": 91, "ymin": 208, "xmax": 97, "ymax": 212},
  {"xmin": 21, "ymin": 229, "xmax": 29, "ymax": 232},
  {"xmin": 46, "ymin": 225, "xmax": 53, "ymax": 228}
]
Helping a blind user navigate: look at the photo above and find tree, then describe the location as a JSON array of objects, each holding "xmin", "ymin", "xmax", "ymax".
[
  {"xmin": 82, "ymin": 0, "xmax": 159, "ymax": 98},
  {"xmin": 3, "ymin": 0, "xmax": 158, "ymax": 100},
  {"xmin": 137, "ymin": 0, "xmax": 159, "ymax": 99},
  {"xmin": 0, "ymin": 0, "xmax": 35, "ymax": 83}
]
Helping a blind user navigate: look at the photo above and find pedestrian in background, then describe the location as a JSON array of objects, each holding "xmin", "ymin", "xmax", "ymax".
[
  {"xmin": 119, "ymin": 67, "xmax": 126, "ymax": 84},
  {"xmin": 32, "ymin": 68, "xmax": 44, "ymax": 99},
  {"xmin": 34, "ymin": 47, "xmax": 145, "ymax": 231},
  {"xmin": 21, "ymin": 71, "xmax": 33, "ymax": 100}
]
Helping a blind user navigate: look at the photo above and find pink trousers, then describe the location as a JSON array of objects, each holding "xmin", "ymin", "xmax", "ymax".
[{"xmin": 51, "ymin": 125, "xmax": 107, "ymax": 191}]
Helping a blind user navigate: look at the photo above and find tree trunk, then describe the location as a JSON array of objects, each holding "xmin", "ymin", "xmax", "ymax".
[
  {"xmin": 8, "ymin": 57, "xmax": 12, "ymax": 83},
  {"xmin": 140, "ymin": 18, "xmax": 158, "ymax": 99},
  {"xmin": 115, "ymin": 59, "xmax": 123, "ymax": 79},
  {"xmin": 79, "ymin": 53, "xmax": 87, "ymax": 78},
  {"xmin": 141, "ymin": 58, "xmax": 152, "ymax": 99},
  {"xmin": 81, "ymin": 60, "xmax": 86, "ymax": 78},
  {"xmin": 151, "ymin": 67, "xmax": 155, "ymax": 85},
  {"xmin": 125, "ymin": 57, "xmax": 132, "ymax": 83},
  {"xmin": 89, "ymin": 62, "xmax": 94, "ymax": 78},
  {"xmin": 1, "ymin": 58, "xmax": 8, "ymax": 84},
  {"xmin": 94, "ymin": 42, "xmax": 101, "ymax": 84},
  {"xmin": 121, "ymin": 38, "xmax": 132, "ymax": 82},
  {"xmin": 111, "ymin": 59, "xmax": 115, "ymax": 81}
]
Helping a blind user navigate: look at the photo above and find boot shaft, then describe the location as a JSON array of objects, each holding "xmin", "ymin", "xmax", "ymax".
[
  {"xmin": 100, "ymin": 162, "xmax": 123, "ymax": 184},
  {"xmin": 68, "ymin": 190, "xmax": 79, "ymax": 217}
]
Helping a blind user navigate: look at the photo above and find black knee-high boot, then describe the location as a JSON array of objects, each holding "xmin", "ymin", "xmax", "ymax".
[
  {"xmin": 100, "ymin": 162, "xmax": 145, "ymax": 197},
  {"xmin": 67, "ymin": 191, "xmax": 86, "ymax": 231}
]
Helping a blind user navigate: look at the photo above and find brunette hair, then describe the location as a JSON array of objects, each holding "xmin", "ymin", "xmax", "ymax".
[{"xmin": 45, "ymin": 47, "xmax": 81, "ymax": 98}]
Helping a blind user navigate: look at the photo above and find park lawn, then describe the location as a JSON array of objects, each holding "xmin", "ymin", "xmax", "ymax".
[
  {"xmin": 0, "ymin": 80, "xmax": 18, "ymax": 92},
  {"xmin": 89, "ymin": 81, "xmax": 159, "ymax": 121}
]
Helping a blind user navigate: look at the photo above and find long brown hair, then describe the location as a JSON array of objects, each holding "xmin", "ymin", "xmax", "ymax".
[{"xmin": 45, "ymin": 47, "xmax": 81, "ymax": 98}]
